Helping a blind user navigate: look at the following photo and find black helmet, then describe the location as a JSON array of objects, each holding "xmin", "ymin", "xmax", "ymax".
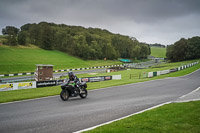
[{"xmin": 68, "ymin": 71, "xmax": 74, "ymax": 78}]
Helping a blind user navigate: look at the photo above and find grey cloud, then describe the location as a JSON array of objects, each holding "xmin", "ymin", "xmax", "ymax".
[{"xmin": 0, "ymin": 0, "xmax": 200, "ymax": 44}]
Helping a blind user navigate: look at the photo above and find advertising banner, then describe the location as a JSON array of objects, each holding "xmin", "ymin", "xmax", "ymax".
[
  {"xmin": 81, "ymin": 77, "xmax": 89, "ymax": 82},
  {"xmin": 80, "ymin": 76, "xmax": 113, "ymax": 82},
  {"xmin": 0, "ymin": 83, "xmax": 13, "ymax": 91},
  {"xmin": 89, "ymin": 76, "xmax": 105, "ymax": 82},
  {"xmin": 36, "ymin": 80, "xmax": 57, "ymax": 87},
  {"xmin": 18, "ymin": 82, "xmax": 36, "ymax": 89},
  {"xmin": 0, "ymin": 82, "xmax": 36, "ymax": 91},
  {"xmin": 56, "ymin": 79, "xmax": 66, "ymax": 85},
  {"xmin": 105, "ymin": 76, "xmax": 112, "ymax": 80}
]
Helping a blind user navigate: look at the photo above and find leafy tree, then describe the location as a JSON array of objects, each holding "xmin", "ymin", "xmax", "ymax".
[
  {"xmin": 73, "ymin": 35, "xmax": 88, "ymax": 58},
  {"xmin": 89, "ymin": 41, "xmax": 102, "ymax": 59},
  {"xmin": 38, "ymin": 24, "xmax": 54, "ymax": 50},
  {"xmin": 173, "ymin": 38, "xmax": 187, "ymax": 61},
  {"xmin": 166, "ymin": 36, "xmax": 200, "ymax": 62},
  {"xmin": 186, "ymin": 37, "xmax": 200, "ymax": 59},
  {"xmin": 166, "ymin": 44, "xmax": 174, "ymax": 61},
  {"xmin": 105, "ymin": 43, "xmax": 119, "ymax": 59},
  {"xmin": 55, "ymin": 30, "xmax": 71, "ymax": 52},
  {"xmin": 18, "ymin": 31, "xmax": 26, "ymax": 45},
  {"xmin": 2, "ymin": 26, "xmax": 19, "ymax": 35},
  {"xmin": 131, "ymin": 45, "xmax": 141, "ymax": 60},
  {"xmin": 29, "ymin": 24, "xmax": 39, "ymax": 44},
  {"xmin": 139, "ymin": 43, "xmax": 149, "ymax": 59},
  {"xmin": 2, "ymin": 26, "xmax": 19, "ymax": 46}
]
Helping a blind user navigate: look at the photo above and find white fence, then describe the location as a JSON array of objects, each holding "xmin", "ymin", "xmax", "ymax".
[{"xmin": 147, "ymin": 61, "xmax": 199, "ymax": 78}]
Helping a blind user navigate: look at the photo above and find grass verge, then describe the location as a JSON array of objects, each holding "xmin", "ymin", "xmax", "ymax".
[
  {"xmin": 84, "ymin": 101, "xmax": 200, "ymax": 133},
  {"xmin": 0, "ymin": 59, "xmax": 199, "ymax": 103},
  {"xmin": 0, "ymin": 45, "xmax": 121, "ymax": 74}
]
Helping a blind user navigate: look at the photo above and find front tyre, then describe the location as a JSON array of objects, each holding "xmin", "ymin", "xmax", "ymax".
[
  {"xmin": 79, "ymin": 88, "xmax": 88, "ymax": 99},
  {"xmin": 60, "ymin": 90, "xmax": 69, "ymax": 101}
]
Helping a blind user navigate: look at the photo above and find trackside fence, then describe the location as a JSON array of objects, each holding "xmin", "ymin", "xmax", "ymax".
[
  {"xmin": 147, "ymin": 61, "xmax": 199, "ymax": 78},
  {"xmin": 129, "ymin": 61, "xmax": 199, "ymax": 79},
  {"xmin": 0, "ymin": 64, "xmax": 126, "ymax": 77},
  {"xmin": 0, "ymin": 75, "xmax": 121, "ymax": 92}
]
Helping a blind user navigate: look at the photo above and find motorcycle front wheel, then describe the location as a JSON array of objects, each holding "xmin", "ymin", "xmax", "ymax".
[
  {"xmin": 79, "ymin": 88, "xmax": 88, "ymax": 99},
  {"xmin": 60, "ymin": 90, "xmax": 69, "ymax": 101}
]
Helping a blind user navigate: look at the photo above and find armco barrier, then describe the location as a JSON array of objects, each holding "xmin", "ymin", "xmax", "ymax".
[
  {"xmin": 0, "ymin": 64, "xmax": 126, "ymax": 77},
  {"xmin": 157, "ymin": 71, "xmax": 161, "ymax": 76},
  {"xmin": 0, "ymin": 75, "xmax": 122, "ymax": 91},
  {"xmin": 160, "ymin": 70, "xmax": 170, "ymax": 75},
  {"xmin": 112, "ymin": 74, "xmax": 121, "ymax": 80},
  {"xmin": 153, "ymin": 72, "xmax": 157, "ymax": 76},
  {"xmin": 147, "ymin": 61, "xmax": 199, "ymax": 78},
  {"xmin": 170, "ymin": 68, "xmax": 177, "ymax": 72},
  {"xmin": 148, "ymin": 72, "xmax": 153, "ymax": 78}
]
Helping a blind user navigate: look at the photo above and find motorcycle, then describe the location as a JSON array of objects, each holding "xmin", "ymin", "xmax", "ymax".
[{"xmin": 60, "ymin": 80, "xmax": 88, "ymax": 101}]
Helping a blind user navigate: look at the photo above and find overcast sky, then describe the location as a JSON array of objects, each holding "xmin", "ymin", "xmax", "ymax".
[{"xmin": 1, "ymin": 0, "xmax": 200, "ymax": 45}]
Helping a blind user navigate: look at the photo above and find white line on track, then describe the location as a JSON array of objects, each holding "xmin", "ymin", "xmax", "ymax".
[
  {"xmin": 174, "ymin": 98, "xmax": 200, "ymax": 103},
  {"xmin": 73, "ymin": 101, "xmax": 172, "ymax": 133},
  {"xmin": 178, "ymin": 86, "xmax": 200, "ymax": 99},
  {"xmin": 180, "ymin": 68, "xmax": 200, "ymax": 77},
  {"xmin": 74, "ymin": 85, "xmax": 200, "ymax": 133}
]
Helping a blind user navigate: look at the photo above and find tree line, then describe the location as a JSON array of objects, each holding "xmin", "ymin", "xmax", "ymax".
[
  {"xmin": 166, "ymin": 36, "xmax": 200, "ymax": 62},
  {"xmin": 150, "ymin": 43, "xmax": 165, "ymax": 48},
  {"xmin": 2, "ymin": 22, "xmax": 150, "ymax": 60}
]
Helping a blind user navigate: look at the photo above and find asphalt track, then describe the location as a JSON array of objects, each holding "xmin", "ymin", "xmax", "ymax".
[{"xmin": 0, "ymin": 69, "xmax": 199, "ymax": 133}]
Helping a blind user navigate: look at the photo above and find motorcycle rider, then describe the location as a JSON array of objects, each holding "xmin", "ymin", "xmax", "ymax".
[{"xmin": 67, "ymin": 71, "xmax": 80, "ymax": 94}]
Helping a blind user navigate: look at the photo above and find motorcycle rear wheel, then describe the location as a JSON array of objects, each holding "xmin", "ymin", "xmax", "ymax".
[{"xmin": 60, "ymin": 90, "xmax": 69, "ymax": 101}]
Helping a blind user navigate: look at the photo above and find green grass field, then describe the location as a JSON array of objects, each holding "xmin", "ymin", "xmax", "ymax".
[
  {"xmin": 0, "ymin": 45, "xmax": 168, "ymax": 74},
  {"xmin": 85, "ymin": 101, "xmax": 200, "ymax": 133},
  {"xmin": 150, "ymin": 47, "xmax": 166, "ymax": 58},
  {"xmin": 0, "ymin": 45, "xmax": 121, "ymax": 74},
  {"xmin": 0, "ymin": 59, "xmax": 199, "ymax": 103}
]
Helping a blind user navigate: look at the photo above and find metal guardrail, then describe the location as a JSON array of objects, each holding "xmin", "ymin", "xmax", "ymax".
[
  {"xmin": 0, "ymin": 64, "xmax": 125, "ymax": 77},
  {"xmin": 0, "ymin": 75, "xmax": 121, "ymax": 91}
]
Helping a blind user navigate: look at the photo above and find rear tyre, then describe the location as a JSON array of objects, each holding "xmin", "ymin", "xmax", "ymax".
[
  {"xmin": 79, "ymin": 88, "xmax": 88, "ymax": 99},
  {"xmin": 60, "ymin": 90, "xmax": 69, "ymax": 101}
]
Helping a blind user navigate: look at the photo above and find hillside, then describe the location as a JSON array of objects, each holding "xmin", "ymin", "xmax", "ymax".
[
  {"xmin": 0, "ymin": 45, "xmax": 121, "ymax": 74},
  {"xmin": 150, "ymin": 47, "xmax": 166, "ymax": 58},
  {"xmin": 2, "ymin": 22, "xmax": 150, "ymax": 60}
]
